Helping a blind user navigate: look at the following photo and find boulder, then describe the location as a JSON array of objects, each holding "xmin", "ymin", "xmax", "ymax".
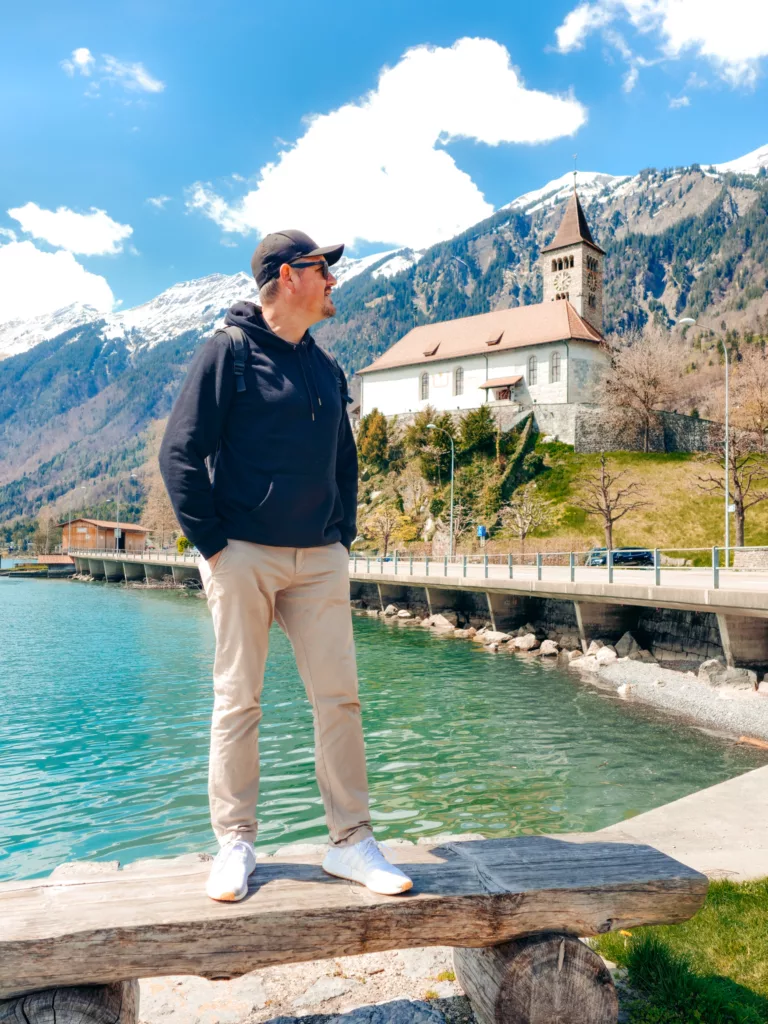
[
  {"xmin": 586, "ymin": 640, "xmax": 605, "ymax": 655},
  {"xmin": 615, "ymin": 631, "xmax": 640, "ymax": 659},
  {"xmin": 629, "ymin": 648, "xmax": 657, "ymax": 663},
  {"xmin": 513, "ymin": 633, "xmax": 540, "ymax": 651},
  {"xmin": 383, "ymin": 604, "xmax": 398, "ymax": 617},
  {"xmin": 429, "ymin": 613, "xmax": 455, "ymax": 632},
  {"xmin": 595, "ymin": 646, "xmax": 618, "ymax": 666},
  {"xmin": 558, "ymin": 634, "xmax": 581, "ymax": 651},
  {"xmin": 617, "ymin": 683, "xmax": 633, "ymax": 698},
  {"xmin": 453, "ymin": 628, "xmax": 474, "ymax": 639},
  {"xmin": 487, "ymin": 642, "xmax": 500, "ymax": 652},
  {"xmin": 723, "ymin": 667, "xmax": 759, "ymax": 690},
  {"xmin": 482, "ymin": 630, "xmax": 511, "ymax": 644},
  {"xmin": 566, "ymin": 649, "xmax": 584, "ymax": 661},
  {"xmin": 396, "ymin": 609, "xmax": 413, "ymax": 619},
  {"xmin": 433, "ymin": 610, "xmax": 459, "ymax": 626},
  {"xmin": 539, "ymin": 639, "xmax": 559, "ymax": 656},
  {"xmin": 698, "ymin": 658, "xmax": 728, "ymax": 686}
]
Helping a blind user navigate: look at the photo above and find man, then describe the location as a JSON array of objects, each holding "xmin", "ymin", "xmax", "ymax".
[{"xmin": 160, "ymin": 230, "xmax": 412, "ymax": 901}]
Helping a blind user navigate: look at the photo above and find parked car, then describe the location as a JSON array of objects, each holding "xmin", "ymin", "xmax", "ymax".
[{"xmin": 585, "ymin": 547, "xmax": 654, "ymax": 567}]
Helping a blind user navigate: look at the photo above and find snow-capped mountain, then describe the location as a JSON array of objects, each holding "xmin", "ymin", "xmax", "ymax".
[
  {"xmin": 1, "ymin": 144, "xmax": 766, "ymax": 364},
  {"xmin": 0, "ymin": 302, "xmax": 102, "ymax": 360},
  {"xmin": 506, "ymin": 170, "xmax": 629, "ymax": 213},
  {"xmin": 714, "ymin": 143, "xmax": 768, "ymax": 176},
  {"xmin": 102, "ymin": 272, "xmax": 257, "ymax": 351}
]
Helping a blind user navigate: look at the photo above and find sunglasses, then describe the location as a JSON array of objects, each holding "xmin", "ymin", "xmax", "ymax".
[{"xmin": 289, "ymin": 259, "xmax": 331, "ymax": 279}]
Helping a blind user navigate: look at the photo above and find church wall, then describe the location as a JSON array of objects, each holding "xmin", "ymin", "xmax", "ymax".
[
  {"xmin": 567, "ymin": 341, "xmax": 608, "ymax": 403},
  {"xmin": 360, "ymin": 343, "xmax": 572, "ymax": 418}
]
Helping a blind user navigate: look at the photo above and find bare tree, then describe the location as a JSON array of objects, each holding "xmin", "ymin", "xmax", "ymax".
[
  {"xmin": 732, "ymin": 346, "xmax": 768, "ymax": 450},
  {"xmin": 500, "ymin": 483, "xmax": 560, "ymax": 556},
  {"xmin": 572, "ymin": 453, "xmax": 648, "ymax": 548},
  {"xmin": 599, "ymin": 327, "xmax": 686, "ymax": 451},
  {"xmin": 361, "ymin": 502, "xmax": 403, "ymax": 556},
  {"xmin": 432, "ymin": 500, "xmax": 474, "ymax": 554},
  {"xmin": 697, "ymin": 427, "xmax": 768, "ymax": 547}
]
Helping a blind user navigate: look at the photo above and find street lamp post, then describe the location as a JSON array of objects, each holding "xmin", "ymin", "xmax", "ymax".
[
  {"xmin": 676, "ymin": 317, "xmax": 730, "ymax": 561},
  {"xmin": 426, "ymin": 423, "xmax": 455, "ymax": 559}
]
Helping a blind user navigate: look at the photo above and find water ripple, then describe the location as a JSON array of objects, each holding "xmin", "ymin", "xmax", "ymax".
[{"xmin": 1, "ymin": 579, "xmax": 765, "ymax": 881}]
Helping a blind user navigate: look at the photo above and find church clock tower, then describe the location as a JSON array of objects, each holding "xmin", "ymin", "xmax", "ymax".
[{"xmin": 541, "ymin": 189, "xmax": 605, "ymax": 334}]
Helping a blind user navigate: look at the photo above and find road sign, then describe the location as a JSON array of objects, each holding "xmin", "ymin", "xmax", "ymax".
[
  {"xmin": 476, "ymin": 525, "xmax": 487, "ymax": 538},
  {"xmin": 114, "ymin": 528, "xmax": 122, "ymax": 538},
  {"xmin": 728, "ymin": 504, "xmax": 736, "ymax": 513}
]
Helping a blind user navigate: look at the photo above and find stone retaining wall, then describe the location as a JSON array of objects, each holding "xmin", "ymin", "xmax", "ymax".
[
  {"xmin": 575, "ymin": 409, "xmax": 719, "ymax": 454},
  {"xmin": 636, "ymin": 608, "xmax": 723, "ymax": 668}
]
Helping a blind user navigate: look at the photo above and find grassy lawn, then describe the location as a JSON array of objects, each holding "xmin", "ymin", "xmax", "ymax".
[
  {"xmin": 591, "ymin": 879, "xmax": 768, "ymax": 1023},
  {"xmin": 529, "ymin": 443, "xmax": 768, "ymax": 552}
]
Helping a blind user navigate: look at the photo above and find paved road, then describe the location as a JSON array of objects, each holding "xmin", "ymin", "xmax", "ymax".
[{"xmin": 349, "ymin": 558, "xmax": 768, "ymax": 595}]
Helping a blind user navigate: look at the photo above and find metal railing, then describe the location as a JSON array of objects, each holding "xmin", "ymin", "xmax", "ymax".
[
  {"xmin": 67, "ymin": 547, "xmax": 200, "ymax": 564},
  {"xmin": 349, "ymin": 546, "xmax": 768, "ymax": 591}
]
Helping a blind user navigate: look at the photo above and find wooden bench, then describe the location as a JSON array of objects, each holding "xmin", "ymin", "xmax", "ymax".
[{"xmin": 0, "ymin": 835, "xmax": 707, "ymax": 1024}]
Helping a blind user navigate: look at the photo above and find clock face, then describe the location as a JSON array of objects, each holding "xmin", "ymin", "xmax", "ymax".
[{"xmin": 553, "ymin": 271, "xmax": 571, "ymax": 291}]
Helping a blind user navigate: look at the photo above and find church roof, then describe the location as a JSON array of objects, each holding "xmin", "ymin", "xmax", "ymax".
[
  {"xmin": 358, "ymin": 300, "xmax": 604, "ymax": 375},
  {"xmin": 541, "ymin": 189, "xmax": 605, "ymax": 255}
]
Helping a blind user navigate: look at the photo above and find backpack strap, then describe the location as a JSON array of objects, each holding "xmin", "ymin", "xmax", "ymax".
[{"xmin": 222, "ymin": 325, "xmax": 247, "ymax": 393}]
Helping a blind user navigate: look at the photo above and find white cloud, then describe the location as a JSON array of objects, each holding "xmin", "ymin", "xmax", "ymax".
[
  {"xmin": 0, "ymin": 227, "xmax": 17, "ymax": 242},
  {"xmin": 554, "ymin": 1, "xmax": 768, "ymax": 86},
  {"xmin": 146, "ymin": 195, "xmax": 172, "ymax": 209},
  {"xmin": 623, "ymin": 66, "xmax": 639, "ymax": 92},
  {"xmin": 556, "ymin": 3, "xmax": 615, "ymax": 52},
  {"xmin": 669, "ymin": 94, "xmax": 691, "ymax": 108},
  {"xmin": 8, "ymin": 203, "xmax": 133, "ymax": 257},
  {"xmin": 61, "ymin": 47, "xmax": 95, "ymax": 77},
  {"xmin": 101, "ymin": 55, "xmax": 165, "ymax": 93},
  {"xmin": 61, "ymin": 48, "xmax": 164, "ymax": 93},
  {"xmin": 0, "ymin": 240, "xmax": 113, "ymax": 324},
  {"xmin": 185, "ymin": 37, "xmax": 586, "ymax": 251}
]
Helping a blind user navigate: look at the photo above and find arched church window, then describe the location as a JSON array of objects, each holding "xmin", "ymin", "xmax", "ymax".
[
  {"xmin": 421, "ymin": 372, "xmax": 429, "ymax": 401},
  {"xmin": 569, "ymin": 255, "xmax": 574, "ymax": 268},
  {"xmin": 557, "ymin": 258, "xmax": 563, "ymax": 271},
  {"xmin": 551, "ymin": 260, "xmax": 557, "ymax": 272},
  {"xmin": 528, "ymin": 355, "xmax": 537, "ymax": 386},
  {"xmin": 454, "ymin": 366, "xmax": 464, "ymax": 396},
  {"xmin": 551, "ymin": 351, "xmax": 561, "ymax": 383}
]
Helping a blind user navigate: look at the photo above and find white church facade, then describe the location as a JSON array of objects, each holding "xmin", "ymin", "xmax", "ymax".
[{"xmin": 357, "ymin": 189, "xmax": 610, "ymax": 443}]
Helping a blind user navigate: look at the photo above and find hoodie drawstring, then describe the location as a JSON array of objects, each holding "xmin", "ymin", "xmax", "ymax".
[
  {"xmin": 298, "ymin": 345, "xmax": 317, "ymax": 421},
  {"xmin": 306, "ymin": 350, "xmax": 322, "ymax": 410}
]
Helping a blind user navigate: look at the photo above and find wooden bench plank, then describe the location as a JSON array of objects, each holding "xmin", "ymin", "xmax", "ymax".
[{"xmin": 0, "ymin": 837, "xmax": 707, "ymax": 999}]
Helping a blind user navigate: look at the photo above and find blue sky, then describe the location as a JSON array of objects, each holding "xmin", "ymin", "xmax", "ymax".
[{"xmin": 1, "ymin": 0, "xmax": 767, "ymax": 320}]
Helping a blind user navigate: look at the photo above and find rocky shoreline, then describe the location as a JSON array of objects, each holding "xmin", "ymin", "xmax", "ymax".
[{"xmin": 356, "ymin": 603, "xmax": 768, "ymax": 746}]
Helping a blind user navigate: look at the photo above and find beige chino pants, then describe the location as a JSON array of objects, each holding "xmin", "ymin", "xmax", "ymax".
[{"xmin": 199, "ymin": 539, "xmax": 372, "ymax": 848}]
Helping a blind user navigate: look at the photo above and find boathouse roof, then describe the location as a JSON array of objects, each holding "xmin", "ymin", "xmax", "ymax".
[{"xmin": 56, "ymin": 517, "xmax": 151, "ymax": 532}]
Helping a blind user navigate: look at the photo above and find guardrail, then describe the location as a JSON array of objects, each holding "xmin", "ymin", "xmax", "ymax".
[
  {"xmin": 67, "ymin": 548, "xmax": 200, "ymax": 564},
  {"xmin": 349, "ymin": 546, "xmax": 768, "ymax": 590}
]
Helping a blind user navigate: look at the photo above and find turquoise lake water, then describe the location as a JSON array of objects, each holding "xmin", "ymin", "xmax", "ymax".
[{"xmin": 1, "ymin": 578, "xmax": 765, "ymax": 881}]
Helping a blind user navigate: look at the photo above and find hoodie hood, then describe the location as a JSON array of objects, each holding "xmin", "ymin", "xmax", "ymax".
[{"xmin": 223, "ymin": 300, "xmax": 322, "ymax": 420}]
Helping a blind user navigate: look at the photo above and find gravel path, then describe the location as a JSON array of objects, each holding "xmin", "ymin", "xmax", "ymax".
[{"xmin": 568, "ymin": 657, "xmax": 768, "ymax": 743}]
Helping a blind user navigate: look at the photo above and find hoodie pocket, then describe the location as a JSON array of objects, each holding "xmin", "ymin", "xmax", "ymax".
[{"xmin": 249, "ymin": 472, "xmax": 337, "ymax": 536}]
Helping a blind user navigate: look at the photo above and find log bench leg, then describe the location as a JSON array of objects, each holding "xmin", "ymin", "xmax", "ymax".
[
  {"xmin": 0, "ymin": 980, "xmax": 139, "ymax": 1023},
  {"xmin": 454, "ymin": 933, "xmax": 618, "ymax": 1024}
]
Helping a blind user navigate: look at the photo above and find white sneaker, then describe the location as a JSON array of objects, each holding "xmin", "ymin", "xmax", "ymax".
[
  {"xmin": 322, "ymin": 837, "xmax": 413, "ymax": 895},
  {"xmin": 206, "ymin": 839, "xmax": 257, "ymax": 902}
]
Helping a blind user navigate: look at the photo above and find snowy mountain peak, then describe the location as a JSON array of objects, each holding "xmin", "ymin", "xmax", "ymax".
[
  {"xmin": 0, "ymin": 302, "xmax": 102, "ymax": 361},
  {"xmin": 102, "ymin": 271, "xmax": 257, "ymax": 350},
  {"xmin": 505, "ymin": 171, "xmax": 629, "ymax": 214},
  {"xmin": 715, "ymin": 143, "xmax": 768, "ymax": 176}
]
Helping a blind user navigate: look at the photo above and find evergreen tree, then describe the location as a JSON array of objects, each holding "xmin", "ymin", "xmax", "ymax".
[{"xmin": 357, "ymin": 408, "xmax": 389, "ymax": 472}]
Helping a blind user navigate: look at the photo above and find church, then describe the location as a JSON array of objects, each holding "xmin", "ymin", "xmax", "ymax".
[{"xmin": 357, "ymin": 189, "xmax": 610, "ymax": 444}]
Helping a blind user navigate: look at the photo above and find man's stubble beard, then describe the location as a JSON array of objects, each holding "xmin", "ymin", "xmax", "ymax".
[{"xmin": 321, "ymin": 295, "xmax": 336, "ymax": 319}]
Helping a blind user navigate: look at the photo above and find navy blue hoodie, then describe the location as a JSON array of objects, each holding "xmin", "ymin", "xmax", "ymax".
[{"xmin": 159, "ymin": 301, "xmax": 357, "ymax": 559}]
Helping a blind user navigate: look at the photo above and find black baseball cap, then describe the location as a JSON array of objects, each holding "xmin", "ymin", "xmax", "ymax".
[{"xmin": 250, "ymin": 230, "xmax": 344, "ymax": 288}]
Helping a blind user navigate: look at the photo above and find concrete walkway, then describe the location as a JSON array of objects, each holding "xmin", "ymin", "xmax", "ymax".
[{"xmin": 596, "ymin": 764, "xmax": 768, "ymax": 881}]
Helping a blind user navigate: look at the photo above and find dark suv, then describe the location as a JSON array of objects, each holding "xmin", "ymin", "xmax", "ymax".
[{"xmin": 585, "ymin": 547, "xmax": 654, "ymax": 567}]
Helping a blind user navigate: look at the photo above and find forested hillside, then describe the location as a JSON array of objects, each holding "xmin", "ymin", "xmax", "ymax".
[{"xmin": 2, "ymin": 159, "xmax": 768, "ymax": 535}]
